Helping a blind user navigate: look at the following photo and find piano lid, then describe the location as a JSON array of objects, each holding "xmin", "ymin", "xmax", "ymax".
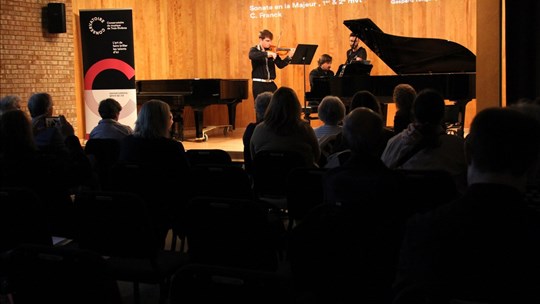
[{"xmin": 344, "ymin": 18, "xmax": 476, "ymax": 75}]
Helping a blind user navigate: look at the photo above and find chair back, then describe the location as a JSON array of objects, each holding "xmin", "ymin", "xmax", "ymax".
[
  {"xmin": 183, "ymin": 196, "xmax": 281, "ymax": 271},
  {"xmin": 73, "ymin": 190, "xmax": 189, "ymax": 303},
  {"xmin": 0, "ymin": 187, "xmax": 51, "ymax": 253},
  {"xmin": 286, "ymin": 167, "xmax": 327, "ymax": 230},
  {"xmin": 397, "ymin": 169, "xmax": 459, "ymax": 213},
  {"xmin": 84, "ymin": 138, "xmax": 121, "ymax": 164},
  {"xmin": 252, "ymin": 150, "xmax": 307, "ymax": 200},
  {"xmin": 74, "ymin": 190, "xmax": 159, "ymax": 258},
  {"xmin": 187, "ymin": 164, "xmax": 255, "ymax": 200},
  {"xmin": 84, "ymin": 138, "xmax": 121, "ymax": 189},
  {"xmin": 186, "ymin": 149, "xmax": 232, "ymax": 166},
  {"xmin": 6, "ymin": 244, "xmax": 122, "ymax": 304},
  {"xmin": 169, "ymin": 263, "xmax": 292, "ymax": 304},
  {"xmin": 108, "ymin": 161, "xmax": 186, "ymax": 244}
]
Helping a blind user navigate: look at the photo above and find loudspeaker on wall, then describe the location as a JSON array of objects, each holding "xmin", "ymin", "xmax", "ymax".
[{"xmin": 47, "ymin": 3, "xmax": 66, "ymax": 33}]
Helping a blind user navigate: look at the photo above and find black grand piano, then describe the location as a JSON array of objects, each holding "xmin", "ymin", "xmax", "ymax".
[
  {"xmin": 307, "ymin": 18, "xmax": 476, "ymax": 136},
  {"xmin": 136, "ymin": 79, "xmax": 248, "ymax": 141}
]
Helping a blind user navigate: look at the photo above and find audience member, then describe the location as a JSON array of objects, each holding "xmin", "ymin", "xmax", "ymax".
[
  {"xmin": 119, "ymin": 98, "xmax": 190, "ymax": 175},
  {"xmin": 89, "ymin": 98, "xmax": 133, "ymax": 140},
  {"xmin": 27, "ymin": 92, "xmax": 91, "ymax": 181},
  {"xmin": 392, "ymin": 84, "xmax": 416, "ymax": 135},
  {"xmin": 350, "ymin": 90, "xmax": 380, "ymax": 113},
  {"xmin": 0, "ymin": 94, "xmax": 22, "ymax": 114},
  {"xmin": 250, "ymin": 86, "xmax": 320, "ymax": 167},
  {"xmin": 0, "ymin": 110, "xmax": 36, "ymax": 159},
  {"xmin": 313, "ymin": 96, "xmax": 346, "ymax": 167},
  {"xmin": 290, "ymin": 108, "xmax": 413, "ymax": 304},
  {"xmin": 118, "ymin": 99, "xmax": 190, "ymax": 245},
  {"xmin": 349, "ymin": 90, "xmax": 394, "ymax": 156},
  {"xmin": 324, "ymin": 107, "xmax": 409, "ymax": 210},
  {"xmin": 0, "ymin": 110, "xmax": 80, "ymax": 238},
  {"xmin": 381, "ymin": 88, "xmax": 467, "ymax": 193},
  {"xmin": 243, "ymin": 91, "xmax": 272, "ymax": 175},
  {"xmin": 313, "ymin": 95, "xmax": 345, "ymax": 142},
  {"xmin": 393, "ymin": 107, "xmax": 540, "ymax": 303},
  {"xmin": 27, "ymin": 92, "xmax": 74, "ymax": 152}
]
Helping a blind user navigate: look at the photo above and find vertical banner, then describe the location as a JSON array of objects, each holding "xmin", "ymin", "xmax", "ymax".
[{"xmin": 79, "ymin": 9, "xmax": 137, "ymax": 138}]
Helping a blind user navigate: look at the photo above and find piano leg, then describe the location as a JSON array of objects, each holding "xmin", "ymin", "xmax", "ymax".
[
  {"xmin": 171, "ymin": 108, "xmax": 184, "ymax": 141},
  {"xmin": 193, "ymin": 108, "xmax": 205, "ymax": 141},
  {"xmin": 226, "ymin": 100, "xmax": 240, "ymax": 130},
  {"xmin": 455, "ymin": 99, "xmax": 470, "ymax": 138}
]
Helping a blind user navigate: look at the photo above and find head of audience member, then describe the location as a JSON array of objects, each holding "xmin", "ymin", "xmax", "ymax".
[
  {"xmin": 342, "ymin": 107, "xmax": 383, "ymax": 156},
  {"xmin": 318, "ymin": 96, "xmax": 346, "ymax": 126},
  {"xmin": 98, "ymin": 98, "xmax": 123, "ymax": 121},
  {"xmin": 0, "ymin": 109, "xmax": 36, "ymax": 157},
  {"xmin": 255, "ymin": 92, "xmax": 273, "ymax": 123},
  {"xmin": 27, "ymin": 92, "xmax": 53, "ymax": 118},
  {"xmin": 413, "ymin": 89, "xmax": 445, "ymax": 126},
  {"xmin": 350, "ymin": 90, "xmax": 382, "ymax": 116},
  {"xmin": 317, "ymin": 54, "xmax": 333, "ymax": 71},
  {"xmin": 0, "ymin": 95, "xmax": 22, "ymax": 114},
  {"xmin": 393, "ymin": 84, "xmax": 416, "ymax": 112},
  {"xmin": 264, "ymin": 86, "xmax": 303, "ymax": 135},
  {"xmin": 465, "ymin": 107, "xmax": 540, "ymax": 190},
  {"xmin": 134, "ymin": 99, "xmax": 173, "ymax": 139}
]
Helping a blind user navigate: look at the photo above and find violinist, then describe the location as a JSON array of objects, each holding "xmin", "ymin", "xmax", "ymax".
[{"xmin": 248, "ymin": 29, "xmax": 295, "ymax": 99}]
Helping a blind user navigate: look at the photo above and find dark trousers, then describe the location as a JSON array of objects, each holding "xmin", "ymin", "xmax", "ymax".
[{"xmin": 252, "ymin": 81, "xmax": 277, "ymax": 100}]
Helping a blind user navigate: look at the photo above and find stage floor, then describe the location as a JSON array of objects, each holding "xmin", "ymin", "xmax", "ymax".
[{"xmin": 181, "ymin": 127, "xmax": 245, "ymax": 162}]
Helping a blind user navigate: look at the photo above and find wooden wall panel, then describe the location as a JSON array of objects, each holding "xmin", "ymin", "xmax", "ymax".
[{"xmin": 72, "ymin": 0, "xmax": 476, "ymax": 134}]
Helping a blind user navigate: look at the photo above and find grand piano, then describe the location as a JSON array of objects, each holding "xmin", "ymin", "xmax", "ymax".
[
  {"xmin": 136, "ymin": 79, "xmax": 248, "ymax": 141},
  {"xmin": 307, "ymin": 18, "xmax": 476, "ymax": 136}
]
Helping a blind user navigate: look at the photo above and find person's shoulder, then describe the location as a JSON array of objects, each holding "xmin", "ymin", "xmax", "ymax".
[
  {"xmin": 116, "ymin": 122, "xmax": 133, "ymax": 134},
  {"xmin": 243, "ymin": 122, "xmax": 258, "ymax": 136}
]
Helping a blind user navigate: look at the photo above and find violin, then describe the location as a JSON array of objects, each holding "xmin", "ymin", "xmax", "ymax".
[
  {"xmin": 270, "ymin": 45, "xmax": 292, "ymax": 56},
  {"xmin": 270, "ymin": 32, "xmax": 293, "ymax": 57}
]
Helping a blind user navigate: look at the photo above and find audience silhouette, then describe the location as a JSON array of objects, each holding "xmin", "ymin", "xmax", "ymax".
[
  {"xmin": 392, "ymin": 84, "xmax": 416, "ymax": 135},
  {"xmin": 0, "ymin": 95, "xmax": 22, "ymax": 114},
  {"xmin": 242, "ymin": 91, "xmax": 272, "ymax": 176},
  {"xmin": 89, "ymin": 98, "xmax": 133, "ymax": 140},
  {"xmin": 250, "ymin": 86, "xmax": 320, "ymax": 167},
  {"xmin": 393, "ymin": 107, "xmax": 540, "ymax": 303},
  {"xmin": 381, "ymin": 88, "xmax": 467, "ymax": 193}
]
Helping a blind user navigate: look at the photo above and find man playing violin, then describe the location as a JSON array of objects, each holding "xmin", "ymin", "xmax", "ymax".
[{"xmin": 249, "ymin": 29, "xmax": 295, "ymax": 99}]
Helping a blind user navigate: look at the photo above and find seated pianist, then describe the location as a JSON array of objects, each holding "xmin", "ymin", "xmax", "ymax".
[{"xmin": 308, "ymin": 54, "xmax": 335, "ymax": 108}]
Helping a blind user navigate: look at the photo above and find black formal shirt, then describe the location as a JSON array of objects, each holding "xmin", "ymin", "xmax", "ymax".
[
  {"xmin": 249, "ymin": 44, "xmax": 291, "ymax": 80},
  {"xmin": 309, "ymin": 66, "xmax": 335, "ymax": 89},
  {"xmin": 346, "ymin": 47, "xmax": 367, "ymax": 64}
]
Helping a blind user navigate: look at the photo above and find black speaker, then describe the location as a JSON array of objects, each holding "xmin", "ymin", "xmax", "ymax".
[{"xmin": 47, "ymin": 3, "xmax": 66, "ymax": 33}]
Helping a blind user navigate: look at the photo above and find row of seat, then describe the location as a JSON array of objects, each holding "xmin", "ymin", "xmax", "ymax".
[
  {"xmin": 2, "ymin": 140, "xmax": 460, "ymax": 303},
  {"xmin": 3, "ymin": 243, "xmax": 292, "ymax": 304}
]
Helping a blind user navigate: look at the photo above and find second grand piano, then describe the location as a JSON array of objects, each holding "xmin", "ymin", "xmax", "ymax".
[
  {"xmin": 308, "ymin": 18, "xmax": 476, "ymax": 136},
  {"xmin": 136, "ymin": 78, "xmax": 248, "ymax": 141}
]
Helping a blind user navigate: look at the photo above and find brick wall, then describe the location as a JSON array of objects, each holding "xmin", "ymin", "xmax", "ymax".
[{"xmin": 0, "ymin": 0, "xmax": 77, "ymax": 130}]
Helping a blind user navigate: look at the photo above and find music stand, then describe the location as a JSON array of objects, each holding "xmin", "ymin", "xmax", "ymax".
[{"xmin": 289, "ymin": 44, "xmax": 318, "ymax": 120}]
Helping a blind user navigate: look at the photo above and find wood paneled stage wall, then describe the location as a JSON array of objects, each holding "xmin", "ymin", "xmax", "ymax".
[{"xmin": 72, "ymin": 0, "xmax": 477, "ymax": 133}]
